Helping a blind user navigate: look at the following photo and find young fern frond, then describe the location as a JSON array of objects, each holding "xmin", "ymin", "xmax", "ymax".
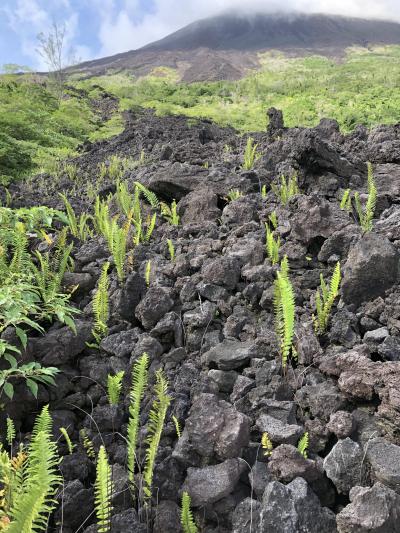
[
  {"xmin": 6, "ymin": 418, "xmax": 15, "ymax": 448},
  {"xmin": 181, "ymin": 492, "xmax": 198, "ymax": 533},
  {"xmin": 297, "ymin": 432, "xmax": 309, "ymax": 458},
  {"xmin": 354, "ymin": 162, "xmax": 377, "ymax": 232},
  {"xmin": 9, "ymin": 223, "xmax": 30, "ymax": 276},
  {"xmin": 115, "ymin": 181, "xmax": 134, "ymax": 217},
  {"xmin": 340, "ymin": 189, "xmax": 352, "ymax": 211},
  {"xmin": 225, "ymin": 189, "xmax": 243, "ymax": 202},
  {"xmin": 7, "ymin": 406, "xmax": 61, "ymax": 533},
  {"xmin": 143, "ymin": 370, "xmax": 171, "ymax": 499},
  {"xmin": 59, "ymin": 193, "xmax": 78, "ymax": 237},
  {"xmin": 145, "ymin": 213, "xmax": 157, "ymax": 241},
  {"xmin": 80, "ymin": 429, "xmax": 96, "ymax": 460},
  {"xmin": 261, "ymin": 432, "xmax": 273, "ymax": 457},
  {"xmin": 167, "ymin": 239, "xmax": 175, "ymax": 262},
  {"xmin": 111, "ymin": 224, "xmax": 127, "ymax": 282},
  {"xmin": 242, "ymin": 137, "xmax": 261, "ymax": 170},
  {"xmin": 271, "ymin": 174, "xmax": 299, "ymax": 205},
  {"xmin": 60, "ymin": 427, "xmax": 74, "ymax": 455},
  {"xmin": 91, "ymin": 262, "xmax": 110, "ymax": 344},
  {"xmin": 274, "ymin": 257, "xmax": 296, "ymax": 369},
  {"xmin": 134, "ymin": 182, "xmax": 159, "ymax": 209},
  {"xmin": 95, "ymin": 446, "xmax": 113, "ymax": 533},
  {"xmin": 127, "ymin": 353, "xmax": 149, "ymax": 484},
  {"xmin": 107, "ymin": 371, "xmax": 125, "ymax": 406},
  {"xmin": 145, "ymin": 260, "xmax": 152, "ymax": 287},
  {"xmin": 269, "ymin": 211, "xmax": 278, "ymax": 229},
  {"xmin": 172, "ymin": 416, "xmax": 182, "ymax": 438},
  {"xmin": 160, "ymin": 201, "xmax": 179, "ymax": 226},
  {"xmin": 313, "ymin": 262, "xmax": 341, "ymax": 334},
  {"xmin": 265, "ymin": 223, "xmax": 280, "ymax": 265}
]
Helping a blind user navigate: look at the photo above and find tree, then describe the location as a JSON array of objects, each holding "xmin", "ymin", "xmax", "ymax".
[{"xmin": 37, "ymin": 22, "xmax": 66, "ymax": 99}]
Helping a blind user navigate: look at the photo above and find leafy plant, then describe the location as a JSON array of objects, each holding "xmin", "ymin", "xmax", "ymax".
[
  {"xmin": 0, "ymin": 362, "xmax": 59, "ymax": 400},
  {"xmin": 274, "ymin": 256, "xmax": 297, "ymax": 369},
  {"xmin": 59, "ymin": 193, "xmax": 92, "ymax": 241},
  {"xmin": 261, "ymin": 432, "xmax": 273, "ymax": 457},
  {"xmin": 265, "ymin": 223, "xmax": 280, "ymax": 265},
  {"xmin": 340, "ymin": 189, "xmax": 352, "ymax": 211},
  {"xmin": 242, "ymin": 136, "xmax": 261, "ymax": 170},
  {"xmin": 181, "ymin": 492, "xmax": 198, "ymax": 533},
  {"xmin": 80, "ymin": 429, "xmax": 96, "ymax": 460},
  {"xmin": 143, "ymin": 370, "xmax": 171, "ymax": 499},
  {"xmin": 127, "ymin": 354, "xmax": 149, "ymax": 484},
  {"xmin": 269, "ymin": 211, "xmax": 278, "ymax": 229},
  {"xmin": 167, "ymin": 239, "xmax": 175, "ymax": 262},
  {"xmin": 313, "ymin": 262, "xmax": 341, "ymax": 335},
  {"xmin": 160, "ymin": 200, "xmax": 180, "ymax": 226},
  {"xmin": 6, "ymin": 419, "xmax": 15, "ymax": 448},
  {"xmin": 271, "ymin": 174, "xmax": 299, "ymax": 205},
  {"xmin": 145, "ymin": 260, "xmax": 152, "ymax": 287},
  {"xmin": 91, "ymin": 262, "xmax": 110, "ymax": 345},
  {"xmin": 261, "ymin": 184, "xmax": 267, "ymax": 198},
  {"xmin": 95, "ymin": 446, "xmax": 113, "ymax": 533},
  {"xmin": 172, "ymin": 416, "xmax": 182, "ymax": 438},
  {"xmin": 60, "ymin": 427, "xmax": 74, "ymax": 455},
  {"xmin": 6, "ymin": 406, "xmax": 62, "ymax": 532},
  {"xmin": 225, "ymin": 189, "xmax": 243, "ymax": 202},
  {"xmin": 297, "ymin": 432, "xmax": 309, "ymax": 458},
  {"xmin": 107, "ymin": 371, "xmax": 125, "ymax": 406},
  {"xmin": 354, "ymin": 162, "xmax": 377, "ymax": 232}
]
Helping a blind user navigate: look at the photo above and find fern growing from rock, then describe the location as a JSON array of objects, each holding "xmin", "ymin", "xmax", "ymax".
[
  {"xmin": 107, "ymin": 371, "xmax": 125, "ymax": 406},
  {"xmin": 274, "ymin": 256, "xmax": 296, "ymax": 369},
  {"xmin": 354, "ymin": 162, "xmax": 377, "ymax": 232},
  {"xmin": 95, "ymin": 446, "xmax": 113, "ymax": 533},
  {"xmin": 181, "ymin": 492, "xmax": 198, "ymax": 533},
  {"xmin": 313, "ymin": 262, "xmax": 341, "ymax": 334},
  {"xmin": 91, "ymin": 262, "xmax": 110, "ymax": 345}
]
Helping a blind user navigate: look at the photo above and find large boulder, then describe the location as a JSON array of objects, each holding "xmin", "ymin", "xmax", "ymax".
[
  {"xmin": 323, "ymin": 438, "xmax": 364, "ymax": 494},
  {"xmin": 366, "ymin": 438, "xmax": 400, "ymax": 493},
  {"xmin": 337, "ymin": 483, "xmax": 400, "ymax": 532},
  {"xmin": 135, "ymin": 287, "xmax": 174, "ymax": 330},
  {"xmin": 341, "ymin": 233, "xmax": 399, "ymax": 307},
  {"xmin": 258, "ymin": 477, "xmax": 337, "ymax": 533},
  {"xmin": 201, "ymin": 339, "xmax": 257, "ymax": 370}
]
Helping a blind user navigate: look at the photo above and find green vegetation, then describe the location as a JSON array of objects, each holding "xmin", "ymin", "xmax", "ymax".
[
  {"xmin": 107, "ymin": 371, "xmax": 125, "ymax": 406},
  {"xmin": 242, "ymin": 137, "xmax": 261, "ymax": 170},
  {"xmin": 313, "ymin": 262, "xmax": 342, "ymax": 335},
  {"xmin": 274, "ymin": 256, "xmax": 297, "ymax": 369},
  {"xmin": 95, "ymin": 446, "xmax": 113, "ymax": 533},
  {"xmin": 181, "ymin": 492, "xmax": 198, "ymax": 533},
  {"xmin": 297, "ymin": 432, "xmax": 309, "ymax": 458},
  {"xmin": 354, "ymin": 162, "xmax": 377, "ymax": 232},
  {"xmin": 271, "ymin": 174, "xmax": 300, "ymax": 205},
  {"xmin": 265, "ymin": 222, "xmax": 281, "ymax": 265},
  {"xmin": 90, "ymin": 262, "xmax": 110, "ymax": 345},
  {"xmin": 261, "ymin": 432, "xmax": 273, "ymax": 457}
]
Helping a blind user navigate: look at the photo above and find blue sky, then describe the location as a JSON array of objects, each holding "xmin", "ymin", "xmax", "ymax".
[{"xmin": 1, "ymin": 0, "xmax": 399, "ymax": 70}]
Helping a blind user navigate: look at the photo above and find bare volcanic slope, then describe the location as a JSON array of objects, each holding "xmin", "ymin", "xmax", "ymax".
[{"xmin": 73, "ymin": 13, "xmax": 400, "ymax": 81}]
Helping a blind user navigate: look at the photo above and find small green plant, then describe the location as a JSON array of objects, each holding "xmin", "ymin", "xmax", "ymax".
[
  {"xmin": 297, "ymin": 432, "xmax": 309, "ymax": 458},
  {"xmin": 181, "ymin": 492, "xmax": 198, "ymax": 533},
  {"xmin": 160, "ymin": 200, "xmax": 180, "ymax": 226},
  {"xmin": 271, "ymin": 173, "xmax": 299, "ymax": 205},
  {"xmin": 340, "ymin": 189, "xmax": 352, "ymax": 211},
  {"xmin": 59, "ymin": 194, "xmax": 92, "ymax": 241},
  {"xmin": 172, "ymin": 416, "xmax": 182, "ymax": 438},
  {"xmin": 261, "ymin": 184, "xmax": 267, "ymax": 198},
  {"xmin": 80, "ymin": 429, "xmax": 96, "ymax": 460},
  {"xmin": 274, "ymin": 256, "xmax": 297, "ymax": 369},
  {"xmin": 261, "ymin": 432, "xmax": 273, "ymax": 457},
  {"xmin": 91, "ymin": 262, "xmax": 110, "ymax": 345},
  {"xmin": 269, "ymin": 211, "xmax": 278, "ymax": 229},
  {"xmin": 313, "ymin": 262, "xmax": 341, "ymax": 335},
  {"xmin": 0, "ymin": 362, "xmax": 60, "ymax": 400},
  {"xmin": 6, "ymin": 418, "xmax": 15, "ymax": 448},
  {"xmin": 127, "ymin": 354, "xmax": 149, "ymax": 484},
  {"xmin": 265, "ymin": 223, "xmax": 280, "ymax": 265},
  {"xmin": 242, "ymin": 136, "xmax": 261, "ymax": 170},
  {"xmin": 95, "ymin": 446, "xmax": 113, "ymax": 533},
  {"xmin": 145, "ymin": 260, "xmax": 152, "ymax": 287},
  {"xmin": 354, "ymin": 162, "xmax": 377, "ymax": 232},
  {"xmin": 167, "ymin": 239, "xmax": 175, "ymax": 261},
  {"xmin": 60, "ymin": 427, "xmax": 74, "ymax": 455},
  {"xmin": 225, "ymin": 189, "xmax": 243, "ymax": 202},
  {"xmin": 107, "ymin": 371, "xmax": 125, "ymax": 406},
  {"xmin": 143, "ymin": 370, "xmax": 171, "ymax": 498}
]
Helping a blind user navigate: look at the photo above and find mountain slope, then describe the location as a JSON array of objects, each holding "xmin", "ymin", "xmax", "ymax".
[{"xmin": 73, "ymin": 12, "xmax": 400, "ymax": 81}]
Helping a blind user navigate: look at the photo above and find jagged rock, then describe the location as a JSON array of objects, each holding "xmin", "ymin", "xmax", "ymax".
[
  {"xmin": 249, "ymin": 461, "xmax": 272, "ymax": 498},
  {"xmin": 202, "ymin": 339, "xmax": 257, "ymax": 370},
  {"xmin": 208, "ymin": 369, "xmax": 238, "ymax": 392},
  {"xmin": 327, "ymin": 411, "xmax": 354, "ymax": 439},
  {"xmin": 337, "ymin": 483, "xmax": 400, "ymax": 533},
  {"xmin": 268, "ymin": 444, "xmax": 322, "ymax": 484},
  {"xmin": 182, "ymin": 458, "xmax": 246, "ymax": 507},
  {"xmin": 153, "ymin": 500, "xmax": 181, "ymax": 533},
  {"xmin": 184, "ymin": 393, "xmax": 250, "ymax": 460},
  {"xmin": 179, "ymin": 187, "xmax": 221, "ymax": 224},
  {"xmin": 341, "ymin": 234, "xmax": 399, "ymax": 307},
  {"xmin": 100, "ymin": 328, "xmax": 140, "ymax": 358},
  {"xmin": 201, "ymin": 255, "xmax": 241, "ymax": 290},
  {"xmin": 135, "ymin": 286, "xmax": 174, "ymax": 329},
  {"xmin": 323, "ymin": 438, "xmax": 365, "ymax": 494},
  {"xmin": 55, "ymin": 480, "xmax": 94, "ymax": 530},
  {"xmin": 366, "ymin": 438, "xmax": 400, "ymax": 493},
  {"xmin": 378, "ymin": 336, "xmax": 400, "ymax": 361},
  {"xmin": 295, "ymin": 381, "xmax": 347, "ymax": 420},
  {"xmin": 256, "ymin": 414, "xmax": 303, "ymax": 445},
  {"xmin": 258, "ymin": 477, "xmax": 337, "ymax": 533},
  {"xmin": 232, "ymin": 498, "xmax": 261, "ymax": 533}
]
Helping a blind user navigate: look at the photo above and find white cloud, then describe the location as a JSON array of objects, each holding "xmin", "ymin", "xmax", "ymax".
[{"xmin": 95, "ymin": 0, "xmax": 400, "ymax": 56}]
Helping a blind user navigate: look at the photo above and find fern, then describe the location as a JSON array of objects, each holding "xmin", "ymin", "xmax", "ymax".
[
  {"xmin": 160, "ymin": 200, "xmax": 179, "ymax": 226},
  {"xmin": 354, "ymin": 162, "xmax": 377, "ymax": 232},
  {"xmin": 274, "ymin": 256, "xmax": 296, "ymax": 369},
  {"xmin": 107, "ymin": 371, "xmax": 125, "ymax": 406},
  {"xmin": 6, "ymin": 419, "xmax": 15, "ymax": 448},
  {"xmin": 261, "ymin": 432, "xmax": 273, "ymax": 457},
  {"xmin": 242, "ymin": 137, "xmax": 261, "ymax": 170},
  {"xmin": 313, "ymin": 262, "xmax": 341, "ymax": 334},
  {"xmin": 91, "ymin": 262, "xmax": 110, "ymax": 345},
  {"xmin": 134, "ymin": 182, "xmax": 159, "ymax": 209},
  {"xmin": 297, "ymin": 432, "xmax": 309, "ymax": 458},
  {"xmin": 181, "ymin": 492, "xmax": 198, "ymax": 533},
  {"xmin": 7, "ymin": 406, "xmax": 61, "ymax": 533},
  {"xmin": 340, "ymin": 189, "xmax": 352, "ymax": 211},
  {"xmin": 80, "ymin": 429, "xmax": 96, "ymax": 460},
  {"xmin": 225, "ymin": 189, "xmax": 243, "ymax": 202},
  {"xmin": 127, "ymin": 353, "xmax": 149, "ymax": 484},
  {"xmin": 172, "ymin": 416, "xmax": 182, "ymax": 438},
  {"xmin": 111, "ymin": 224, "xmax": 127, "ymax": 282},
  {"xmin": 59, "ymin": 427, "xmax": 74, "ymax": 455},
  {"xmin": 167, "ymin": 239, "xmax": 175, "ymax": 262},
  {"xmin": 271, "ymin": 173, "xmax": 299, "ymax": 205},
  {"xmin": 143, "ymin": 370, "xmax": 171, "ymax": 499},
  {"xmin": 95, "ymin": 446, "xmax": 113, "ymax": 533},
  {"xmin": 145, "ymin": 260, "xmax": 152, "ymax": 287},
  {"xmin": 261, "ymin": 184, "xmax": 267, "ymax": 198},
  {"xmin": 265, "ymin": 223, "xmax": 280, "ymax": 265},
  {"xmin": 269, "ymin": 211, "xmax": 278, "ymax": 229}
]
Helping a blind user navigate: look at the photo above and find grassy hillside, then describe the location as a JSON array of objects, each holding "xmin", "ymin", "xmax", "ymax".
[{"xmin": 1, "ymin": 45, "xmax": 400, "ymax": 183}]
